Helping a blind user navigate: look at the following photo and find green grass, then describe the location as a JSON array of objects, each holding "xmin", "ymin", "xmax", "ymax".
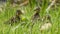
[{"xmin": 0, "ymin": 0, "xmax": 60, "ymax": 34}]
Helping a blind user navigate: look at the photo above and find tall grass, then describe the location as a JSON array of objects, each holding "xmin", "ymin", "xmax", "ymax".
[{"xmin": 0, "ymin": 0, "xmax": 60, "ymax": 34}]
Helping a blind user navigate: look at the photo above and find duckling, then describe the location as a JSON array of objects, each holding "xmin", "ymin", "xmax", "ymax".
[
  {"xmin": 31, "ymin": 7, "xmax": 40, "ymax": 22},
  {"xmin": 5, "ymin": 10, "xmax": 23, "ymax": 25},
  {"xmin": 30, "ymin": 7, "xmax": 41, "ymax": 27}
]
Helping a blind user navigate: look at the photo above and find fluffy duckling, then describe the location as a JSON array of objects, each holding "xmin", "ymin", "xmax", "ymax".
[
  {"xmin": 31, "ymin": 7, "xmax": 40, "ymax": 22},
  {"xmin": 30, "ymin": 7, "xmax": 41, "ymax": 27},
  {"xmin": 5, "ymin": 10, "xmax": 23, "ymax": 25},
  {"xmin": 12, "ymin": 10, "xmax": 23, "ymax": 22}
]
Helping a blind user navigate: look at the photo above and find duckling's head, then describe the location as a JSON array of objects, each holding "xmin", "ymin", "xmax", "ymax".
[
  {"xmin": 34, "ymin": 7, "xmax": 40, "ymax": 13},
  {"xmin": 16, "ymin": 10, "xmax": 23, "ymax": 16}
]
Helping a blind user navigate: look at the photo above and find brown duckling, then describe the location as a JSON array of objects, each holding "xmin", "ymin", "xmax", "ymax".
[
  {"xmin": 12, "ymin": 10, "xmax": 23, "ymax": 22},
  {"xmin": 30, "ymin": 7, "xmax": 41, "ymax": 27},
  {"xmin": 5, "ymin": 10, "xmax": 23, "ymax": 25},
  {"xmin": 31, "ymin": 7, "xmax": 40, "ymax": 22}
]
